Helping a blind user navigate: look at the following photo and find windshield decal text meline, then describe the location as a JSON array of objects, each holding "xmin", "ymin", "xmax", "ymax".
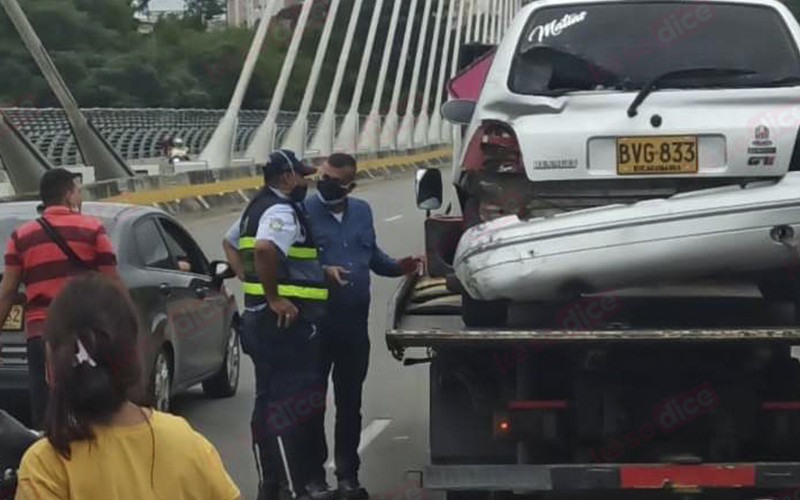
[{"xmin": 528, "ymin": 11, "xmax": 587, "ymax": 43}]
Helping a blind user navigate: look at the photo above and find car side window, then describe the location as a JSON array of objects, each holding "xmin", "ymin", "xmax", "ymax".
[
  {"xmin": 157, "ymin": 217, "xmax": 209, "ymax": 275},
  {"xmin": 134, "ymin": 219, "xmax": 172, "ymax": 270}
]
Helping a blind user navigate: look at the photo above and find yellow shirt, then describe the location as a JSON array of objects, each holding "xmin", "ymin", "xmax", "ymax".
[{"xmin": 14, "ymin": 411, "xmax": 240, "ymax": 500}]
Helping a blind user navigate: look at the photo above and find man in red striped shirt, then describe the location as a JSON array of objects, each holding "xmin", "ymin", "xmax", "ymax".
[{"xmin": 0, "ymin": 169, "xmax": 121, "ymax": 427}]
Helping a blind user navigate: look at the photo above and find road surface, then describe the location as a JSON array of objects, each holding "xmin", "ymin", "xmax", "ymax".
[{"xmin": 175, "ymin": 170, "xmax": 450, "ymax": 500}]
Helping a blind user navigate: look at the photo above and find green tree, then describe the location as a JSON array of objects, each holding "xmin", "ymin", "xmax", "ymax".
[{"xmin": 185, "ymin": 0, "xmax": 225, "ymax": 25}]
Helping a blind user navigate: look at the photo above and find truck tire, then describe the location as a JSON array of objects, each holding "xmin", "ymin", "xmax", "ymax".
[{"xmin": 462, "ymin": 292, "xmax": 508, "ymax": 327}]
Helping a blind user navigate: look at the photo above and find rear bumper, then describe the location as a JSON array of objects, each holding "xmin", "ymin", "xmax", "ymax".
[{"xmin": 424, "ymin": 463, "xmax": 800, "ymax": 492}]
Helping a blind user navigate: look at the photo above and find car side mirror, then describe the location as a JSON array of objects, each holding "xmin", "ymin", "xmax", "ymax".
[
  {"xmin": 441, "ymin": 99, "xmax": 477, "ymax": 125},
  {"xmin": 211, "ymin": 260, "xmax": 236, "ymax": 281},
  {"xmin": 416, "ymin": 168, "xmax": 443, "ymax": 212}
]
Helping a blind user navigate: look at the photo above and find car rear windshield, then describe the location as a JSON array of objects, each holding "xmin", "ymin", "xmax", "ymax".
[
  {"xmin": 510, "ymin": 2, "xmax": 800, "ymax": 95},
  {"xmin": 0, "ymin": 213, "xmax": 117, "ymax": 271}
]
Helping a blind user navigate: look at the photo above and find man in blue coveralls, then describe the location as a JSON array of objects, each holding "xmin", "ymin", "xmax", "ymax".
[{"xmin": 305, "ymin": 153, "xmax": 420, "ymax": 498}]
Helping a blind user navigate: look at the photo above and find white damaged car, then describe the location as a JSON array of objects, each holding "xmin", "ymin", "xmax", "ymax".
[{"xmin": 444, "ymin": 0, "xmax": 800, "ymax": 325}]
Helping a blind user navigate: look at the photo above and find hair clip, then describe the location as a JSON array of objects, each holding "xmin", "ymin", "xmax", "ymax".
[{"xmin": 75, "ymin": 338, "xmax": 97, "ymax": 368}]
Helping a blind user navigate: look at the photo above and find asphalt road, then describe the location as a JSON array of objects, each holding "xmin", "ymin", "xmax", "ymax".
[{"xmin": 174, "ymin": 170, "xmax": 450, "ymax": 500}]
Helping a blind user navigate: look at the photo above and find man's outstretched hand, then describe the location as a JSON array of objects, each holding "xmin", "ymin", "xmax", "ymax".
[
  {"xmin": 397, "ymin": 256, "xmax": 423, "ymax": 276},
  {"xmin": 325, "ymin": 266, "xmax": 350, "ymax": 286}
]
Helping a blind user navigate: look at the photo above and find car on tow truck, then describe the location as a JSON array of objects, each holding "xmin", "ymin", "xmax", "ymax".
[
  {"xmin": 444, "ymin": 0, "xmax": 800, "ymax": 324},
  {"xmin": 0, "ymin": 202, "xmax": 241, "ymax": 422}
]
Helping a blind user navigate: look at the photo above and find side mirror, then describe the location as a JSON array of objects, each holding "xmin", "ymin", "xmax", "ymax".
[
  {"xmin": 416, "ymin": 168, "xmax": 443, "ymax": 211},
  {"xmin": 210, "ymin": 260, "xmax": 236, "ymax": 281},
  {"xmin": 441, "ymin": 99, "xmax": 477, "ymax": 125}
]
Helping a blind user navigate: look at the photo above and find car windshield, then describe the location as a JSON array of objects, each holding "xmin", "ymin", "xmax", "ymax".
[{"xmin": 510, "ymin": 2, "xmax": 800, "ymax": 95}]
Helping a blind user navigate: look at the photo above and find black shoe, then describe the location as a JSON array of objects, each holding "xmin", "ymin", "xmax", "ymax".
[
  {"xmin": 303, "ymin": 481, "xmax": 337, "ymax": 500},
  {"xmin": 338, "ymin": 477, "xmax": 369, "ymax": 500}
]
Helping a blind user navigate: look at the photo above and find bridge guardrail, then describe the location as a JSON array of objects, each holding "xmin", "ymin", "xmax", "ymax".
[{"xmin": 4, "ymin": 146, "xmax": 452, "ymax": 213}]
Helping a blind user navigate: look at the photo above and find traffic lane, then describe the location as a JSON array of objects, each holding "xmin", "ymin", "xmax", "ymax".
[{"xmin": 175, "ymin": 170, "xmax": 448, "ymax": 499}]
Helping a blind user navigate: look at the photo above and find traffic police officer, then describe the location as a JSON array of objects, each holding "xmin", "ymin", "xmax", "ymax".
[{"xmin": 223, "ymin": 150, "xmax": 339, "ymax": 500}]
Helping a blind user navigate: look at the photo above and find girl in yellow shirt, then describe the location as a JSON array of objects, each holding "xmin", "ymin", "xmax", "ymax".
[{"xmin": 14, "ymin": 273, "xmax": 241, "ymax": 500}]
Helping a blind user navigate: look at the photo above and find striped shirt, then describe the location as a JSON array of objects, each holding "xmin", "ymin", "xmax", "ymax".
[{"xmin": 4, "ymin": 206, "xmax": 117, "ymax": 331}]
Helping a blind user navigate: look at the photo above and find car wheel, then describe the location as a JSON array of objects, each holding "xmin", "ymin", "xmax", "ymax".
[
  {"xmin": 203, "ymin": 324, "xmax": 240, "ymax": 398},
  {"xmin": 461, "ymin": 292, "xmax": 508, "ymax": 327},
  {"xmin": 150, "ymin": 348, "xmax": 172, "ymax": 413}
]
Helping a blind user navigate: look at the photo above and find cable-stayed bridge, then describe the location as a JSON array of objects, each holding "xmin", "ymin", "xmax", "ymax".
[{"xmin": 0, "ymin": 0, "xmax": 527, "ymax": 194}]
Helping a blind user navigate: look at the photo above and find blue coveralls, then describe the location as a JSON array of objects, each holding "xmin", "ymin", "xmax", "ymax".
[{"xmin": 304, "ymin": 194, "xmax": 403, "ymax": 480}]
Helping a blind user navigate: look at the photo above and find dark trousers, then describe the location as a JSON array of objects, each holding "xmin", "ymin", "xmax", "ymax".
[
  {"xmin": 243, "ymin": 309, "xmax": 327, "ymax": 496},
  {"xmin": 313, "ymin": 316, "xmax": 370, "ymax": 481},
  {"xmin": 26, "ymin": 336, "xmax": 48, "ymax": 430}
]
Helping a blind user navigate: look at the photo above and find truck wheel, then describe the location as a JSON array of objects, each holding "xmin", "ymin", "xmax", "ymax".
[{"xmin": 462, "ymin": 293, "xmax": 508, "ymax": 327}]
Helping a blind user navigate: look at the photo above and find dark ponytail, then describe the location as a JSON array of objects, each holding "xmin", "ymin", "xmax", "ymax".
[{"xmin": 43, "ymin": 273, "xmax": 140, "ymax": 458}]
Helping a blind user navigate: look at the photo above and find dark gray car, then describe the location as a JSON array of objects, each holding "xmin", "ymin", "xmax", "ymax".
[{"xmin": 0, "ymin": 202, "xmax": 241, "ymax": 419}]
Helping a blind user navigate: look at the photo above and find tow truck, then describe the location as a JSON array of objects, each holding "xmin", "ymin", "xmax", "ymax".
[{"xmin": 386, "ymin": 0, "xmax": 800, "ymax": 498}]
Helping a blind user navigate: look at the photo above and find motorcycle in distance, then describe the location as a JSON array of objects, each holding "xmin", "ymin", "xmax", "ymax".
[
  {"xmin": 167, "ymin": 137, "xmax": 191, "ymax": 165},
  {"xmin": 0, "ymin": 410, "xmax": 39, "ymax": 500}
]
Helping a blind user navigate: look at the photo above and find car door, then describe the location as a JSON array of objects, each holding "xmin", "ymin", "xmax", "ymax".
[
  {"xmin": 154, "ymin": 216, "xmax": 228, "ymax": 380},
  {"xmin": 131, "ymin": 217, "xmax": 196, "ymax": 386}
]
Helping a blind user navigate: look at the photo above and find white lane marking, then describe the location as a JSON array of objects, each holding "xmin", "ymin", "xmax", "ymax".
[
  {"xmin": 385, "ymin": 215, "xmax": 403, "ymax": 222},
  {"xmin": 325, "ymin": 418, "xmax": 392, "ymax": 469}
]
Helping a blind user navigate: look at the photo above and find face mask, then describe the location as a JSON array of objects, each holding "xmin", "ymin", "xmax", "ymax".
[
  {"xmin": 317, "ymin": 177, "xmax": 350, "ymax": 205},
  {"xmin": 290, "ymin": 184, "xmax": 308, "ymax": 203}
]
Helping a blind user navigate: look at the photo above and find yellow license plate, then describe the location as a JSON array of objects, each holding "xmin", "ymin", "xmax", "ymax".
[
  {"xmin": 617, "ymin": 136, "xmax": 698, "ymax": 175},
  {"xmin": 2, "ymin": 304, "xmax": 24, "ymax": 331}
]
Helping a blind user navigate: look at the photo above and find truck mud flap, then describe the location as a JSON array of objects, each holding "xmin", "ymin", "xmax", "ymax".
[{"xmin": 424, "ymin": 463, "xmax": 800, "ymax": 491}]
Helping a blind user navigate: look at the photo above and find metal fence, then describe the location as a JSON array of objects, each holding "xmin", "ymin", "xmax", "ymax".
[{"xmin": 1, "ymin": 108, "xmax": 359, "ymax": 166}]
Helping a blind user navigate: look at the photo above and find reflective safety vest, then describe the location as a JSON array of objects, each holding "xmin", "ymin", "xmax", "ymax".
[{"xmin": 238, "ymin": 188, "xmax": 328, "ymax": 321}]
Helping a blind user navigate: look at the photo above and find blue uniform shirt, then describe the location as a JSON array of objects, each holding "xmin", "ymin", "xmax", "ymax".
[{"xmin": 305, "ymin": 194, "xmax": 402, "ymax": 318}]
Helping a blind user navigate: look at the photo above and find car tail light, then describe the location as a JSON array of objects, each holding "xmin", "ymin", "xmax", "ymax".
[
  {"xmin": 463, "ymin": 121, "xmax": 523, "ymax": 174},
  {"xmin": 493, "ymin": 412, "xmax": 512, "ymax": 437}
]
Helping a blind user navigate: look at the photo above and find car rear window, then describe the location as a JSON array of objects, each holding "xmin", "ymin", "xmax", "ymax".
[
  {"xmin": 0, "ymin": 212, "xmax": 117, "ymax": 271},
  {"xmin": 510, "ymin": 2, "xmax": 800, "ymax": 94}
]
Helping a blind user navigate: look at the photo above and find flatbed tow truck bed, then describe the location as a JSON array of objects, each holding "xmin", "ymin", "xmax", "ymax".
[{"xmin": 386, "ymin": 275, "xmax": 800, "ymax": 497}]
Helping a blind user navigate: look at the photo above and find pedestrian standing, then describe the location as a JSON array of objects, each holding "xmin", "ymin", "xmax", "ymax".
[
  {"xmin": 222, "ymin": 150, "xmax": 342, "ymax": 500},
  {"xmin": 0, "ymin": 169, "xmax": 122, "ymax": 429},
  {"xmin": 14, "ymin": 273, "xmax": 241, "ymax": 500},
  {"xmin": 305, "ymin": 153, "xmax": 420, "ymax": 498}
]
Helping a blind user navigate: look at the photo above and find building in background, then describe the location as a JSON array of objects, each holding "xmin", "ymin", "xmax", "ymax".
[{"xmin": 227, "ymin": 0, "xmax": 302, "ymax": 28}]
